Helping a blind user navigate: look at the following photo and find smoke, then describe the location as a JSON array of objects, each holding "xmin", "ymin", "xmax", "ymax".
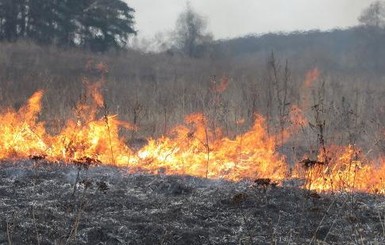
[{"xmin": 129, "ymin": 0, "xmax": 375, "ymax": 40}]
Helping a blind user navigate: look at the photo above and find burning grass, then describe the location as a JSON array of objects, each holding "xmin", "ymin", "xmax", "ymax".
[
  {"xmin": 2, "ymin": 68, "xmax": 385, "ymax": 243},
  {"xmin": 0, "ymin": 83, "xmax": 288, "ymax": 180},
  {"xmin": 1, "ymin": 81, "xmax": 385, "ymax": 194}
]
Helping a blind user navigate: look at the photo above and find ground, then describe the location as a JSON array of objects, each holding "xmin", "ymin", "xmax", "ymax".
[{"xmin": 1, "ymin": 160, "xmax": 385, "ymax": 244}]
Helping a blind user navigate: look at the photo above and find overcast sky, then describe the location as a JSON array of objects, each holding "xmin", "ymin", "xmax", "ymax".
[{"xmin": 127, "ymin": 0, "xmax": 374, "ymax": 40}]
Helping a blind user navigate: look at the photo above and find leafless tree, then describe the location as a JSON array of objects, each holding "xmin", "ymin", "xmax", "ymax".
[
  {"xmin": 358, "ymin": 1, "xmax": 385, "ymax": 28},
  {"xmin": 357, "ymin": 1, "xmax": 385, "ymax": 71},
  {"xmin": 174, "ymin": 2, "xmax": 213, "ymax": 58}
]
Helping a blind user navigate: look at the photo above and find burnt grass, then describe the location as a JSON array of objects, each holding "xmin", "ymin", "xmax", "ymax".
[{"xmin": 1, "ymin": 161, "xmax": 385, "ymax": 244}]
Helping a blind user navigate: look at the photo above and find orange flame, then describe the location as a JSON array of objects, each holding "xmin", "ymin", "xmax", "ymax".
[
  {"xmin": 0, "ymin": 90, "xmax": 47, "ymax": 159},
  {"xmin": 3, "ymin": 84, "xmax": 385, "ymax": 194},
  {"xmin": 304, "ymin": 68, "xmax": 320, "ymax": 88},
  {"xmin": 293, "ymin": 145, "xmax": 385, "ymax": 193},
  {"xmin": 135, "ymin": 113, "xmax": 287, "ymax": 181},
  {"xmin": 211, "ymin": 76, "xmax": 229, "ymax": 93},
  {"xmin": 289, "ymin": 105, "xmax": 308, "ymax": 127}
]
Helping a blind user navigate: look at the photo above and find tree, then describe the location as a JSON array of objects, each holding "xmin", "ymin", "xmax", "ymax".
[
  {"xmin": 356, "ymin": 1, "xmax": 385, "ymax": 71},
  {"xmin": 174, "ymin": 2, "xmax": 212, "ymax": 57},
  {"xmin": 74, "ymin": 0, "xmax": 136, "ymax": 51},
  {"xmin": 358, "ymin": 1, "xmax": 385, "ymax": 28},
  {"xmin": 0, "ymin": 0, "xmax": 25, "ymax": 41},
  {"xmin": 27, "ymin": 0, "xmax": 61, "ymax": 44},
  {"xmin": 0, "ymin": 0, "xmax": 136, "ymax": 52}
]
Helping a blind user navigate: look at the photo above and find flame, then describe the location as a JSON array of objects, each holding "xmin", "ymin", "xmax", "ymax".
[
  {"xmin": 0, "ymin": 91, "xmax": 47, "ymax": 159},
  {"xmin": 135, "ymin": 113, "xmax": 287, "ymax": 181},
  {"xmin": 289, "ymin": 105, "xmax": 308, "ymax": 127},
  {"xmin": 2, "ymin": 84, "xmax": 385, "ymax": 194},
  {"xmin": 0, "ymin": 91, "xmax": 286, "ymax": 181},
  {"xmin": 47, "ymin": 83, "xmax": 133, "ymax": 164},
  {"xmin": 88, "ymin": 81, "xmax": 105, "ymax": 108},
  {"xmin": 304, "ymin": 68, "xmax": 320, "ymax": 88},
  {"xmin": 300, "ymin": 68, "xmax": 321, "ymax": 111},
  {"xmin": 293, "ymin": 145, "xmax": 385, "ymax": 193},
  {"xmin": 211, "ymin": 76, "xmax": 229, "ymax": 93}
]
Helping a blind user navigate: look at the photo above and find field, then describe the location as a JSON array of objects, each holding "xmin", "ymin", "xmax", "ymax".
[
  {"xmin": 1, "ymin": 161, "xmax": 385, "ymax": 244},
  {"xmin": 1, "ymin": 41, "xmax": 385, "ymax": 244}
]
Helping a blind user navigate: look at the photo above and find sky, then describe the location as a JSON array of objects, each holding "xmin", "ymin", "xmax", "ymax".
[{"xmin": 127, "ymin": 0, "xmax": 374, "ymax": 40}]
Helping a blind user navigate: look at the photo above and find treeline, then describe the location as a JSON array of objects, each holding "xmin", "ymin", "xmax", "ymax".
[
  {"xmin": 211, "ymin": 27, "xmax": 385, "ymax": 74},
  {"xmin": 0, "ymin": 0, "xmax": 136, "ymax": 51}
]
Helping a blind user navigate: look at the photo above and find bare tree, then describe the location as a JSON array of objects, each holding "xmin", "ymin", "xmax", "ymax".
[
  {"xmin": 358, "ymin": 1, "xmax": 385, "ymax": 28},
  {"xmin": 357, "ymin": 1, "xmax": 385, "ymax": 71},
  {"xmin": 174, "ymin": 2, "xmax": 213, "ymax": 58}
]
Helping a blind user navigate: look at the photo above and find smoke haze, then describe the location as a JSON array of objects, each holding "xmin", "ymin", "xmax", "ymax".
[{"xmin": 128, "ymin": 0, "xmax": 374, "ymax": 39}]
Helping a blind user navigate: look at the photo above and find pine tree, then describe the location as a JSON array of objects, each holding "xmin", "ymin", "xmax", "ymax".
[{"xmin": 0, "ymin": 0, "xmax": 136, "ymax": 51}]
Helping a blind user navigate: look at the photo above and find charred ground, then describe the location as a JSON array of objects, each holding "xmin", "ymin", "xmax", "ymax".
[{"xmin": 1, "ymin": 161, "xmax": 385, "ymax": 244}]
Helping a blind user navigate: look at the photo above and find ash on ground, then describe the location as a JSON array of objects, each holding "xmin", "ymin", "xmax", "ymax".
[{"xmin": 1, "ymin": 161, "xmax": 385, "ymax": 244}]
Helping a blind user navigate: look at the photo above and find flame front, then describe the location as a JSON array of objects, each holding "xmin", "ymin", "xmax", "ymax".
[
  {"xmin": 134, "ymin": 113, "xmax": 286, "ymax": 181},
  {"xmin": 0, "ymin": 88, "xmax": 286, "ymax": 181},
  {"xmin": 2, "ymin": 86, "xmax": 385, "ymax": 194},
  {"xmin": 293, "ymin": 145, "xmax": 385, "ymax": 194},
  {"xmin": 0, "ymin": 91, "xmax": 47, "ymax": 159}
]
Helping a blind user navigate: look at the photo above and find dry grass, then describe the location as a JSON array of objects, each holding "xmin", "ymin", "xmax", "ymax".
[
  {"xmin": 2, "ymin": 41, "xmax": 385, "ymax": 243},
  {"xmin": 0, "ymin": 41, "xmax": 385, "ymax": 164}
]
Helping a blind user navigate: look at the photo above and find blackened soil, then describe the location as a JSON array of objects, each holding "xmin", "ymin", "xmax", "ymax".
[{"xmin": 1, "ymin": 160, "xmax": 385, "ymax": 244}]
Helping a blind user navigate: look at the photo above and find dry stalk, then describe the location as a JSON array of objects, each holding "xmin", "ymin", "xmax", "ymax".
[
  {"xmin": 270, "ymin": 52, "xmax": 290, "ymax": 144},
  {"xmin": 309, "ymin": 198, "xmax": 336, "ymax": 244},
  {"xmin": 102, "ymin": 102, "xmax": 115, "ymax": 164},
  {"xmin": 6, "ymin": 220, "xmax": 12, "ymax": 245},
  {"xmin": 309, "ymin": 194, "xmax": 348, "ymax": 244},
  {"xmin": 66, "ymin": 205, "xmax": 82, "ymax": 243},
  {"xmin": 270, "ymin": 212, "xmax": 281, "ymax": 245},
  {"xmin": 240, "ymin": 212, "xmax": 254, "ymax": 245},
  {"xmin": 204, "ymin": 124, "xmax": 210, "ymax": 179},
  {"xmin": 163, "ymin": 106, "xmax": 168, "ymax": 135},
  {"xmin": 131, "ymin": 99, "xmax": 143, "ymax": 139},
  {"xmin": 377, "ymin": 211, "xmax": 385, "ymax": 237},
  {"xmin": 67, "ymin": 187, "xmax": 89, "ymax": 243},
  {"xmin": 311, "ymin": 79, "xmax": 328, "ymax": 164},
  {"xmin": 72, "ymin": 165, "xmax": 82, "ymax": 197},
  {"xmin": 188, "ymin": 125, "xmax": 211, "ymax": 178},
  {"xmin": 31, "ymin": 205, "xmax": 41, "ymax": 245},
  {"xmin": 263, "ymin": 51, "xmax": 291, "ymax": 141}
]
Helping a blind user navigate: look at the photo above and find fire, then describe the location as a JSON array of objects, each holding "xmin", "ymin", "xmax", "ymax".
[
  {"xmin": 135, "ymin": 113, "xmax": 287, "ymax": 181},
  {"xmin": 303, "ymin": 67, "xmax": 320, "ymax": 88},
  {"xmin": 0, "ymin": 88, "xmax": 286, "ymax": 181},
  {"xmin": 293, "ymin": 145, "xmax": 385, "ymax": 193},
  {"xmin": 0, "ymin": 90, "xmax": 47, "ymax": 159},
  {"xmin": 2, "ymin": 83, "xmax": 385, "ymax": 194},
  {"xmin": 300, "ymin": 67, "xmax": 321, "ymax": 112},
  {"xmin": 47, "ymin": 82, "xmax": 134, "ymax": 165},
  {"xmin": 211, "ymin": 76, "xmax": 229, "ymax": 93}
]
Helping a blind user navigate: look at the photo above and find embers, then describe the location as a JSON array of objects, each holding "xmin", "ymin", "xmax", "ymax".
[
  {"xmin": 73, "ymin": 156, "xmax": 101, "ymax": 169},
  {"xmin": 254, "ymin": 178, "xmax": 278, "ymax": 188},
  {"xmin": 300, "ymin": 158, "xmax": 327, "ymax": 169},
  {"xmin": 29, "ymin": 154, "xmax": 46, "ymax": 161}
]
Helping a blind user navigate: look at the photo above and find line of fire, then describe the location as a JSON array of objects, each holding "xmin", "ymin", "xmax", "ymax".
[{"xmin": 1, "ymin": 68, "xmax": 384, "ymax": 194}]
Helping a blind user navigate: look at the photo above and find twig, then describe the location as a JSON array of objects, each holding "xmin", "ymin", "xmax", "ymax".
[
  {"xmin": 72, "ymin": 167, "xmax": 81, "ymax": 196},
  {"xmin": 309, "ymin": 194, "xmax": 348, "ymax": 244},
  {"xmin": 379, "ymin": 212, "xmax": 385, "ymax": 236},
  {"xmin": 67, "ymin": 189, "xmax": 88, "ymax": 243},
  {"xmin": 6, "ymin": 220, "xmax": 12, "ymax": 245},
  {"xmin": 240, "ymin": 212, "xmax": 254, "ymax": 245},
  {"xmin": 31, "ymin": 205, "xmax": 41, "ymax": 245},
  {"xmin": 204, "ymin": 125, "xmax": 210, "ymax": 179},
  {"xmin": 102, "ymin": 102, "xmax": 115, "ymax": 164}
]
